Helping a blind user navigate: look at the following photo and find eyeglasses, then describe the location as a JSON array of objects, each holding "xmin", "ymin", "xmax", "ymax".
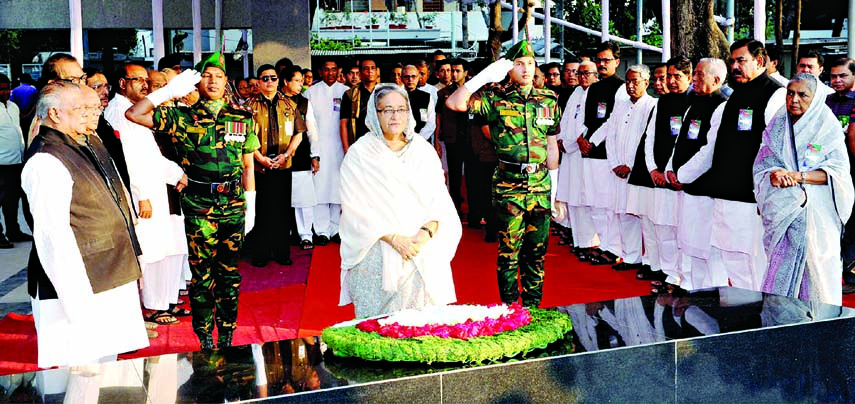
[
  {"xmin": 123, "ymin": 77, "xmax": 151, "ymax": 85},
  {"xmin": 377, "ymin": 108, "xmax": 410, "ymax": 117},
  {"xmin": 402, "ymin": 74, "xmax": 419, "ymax": 80},
  {"xmin": 261, "ymin": 75, "xmax": 278, "ymax": 82},
  {"xmin": 56, "ymin": 74, "xmax": 88, "ymax": 85},
  {"xmin": 547, "ymin": 73, "xmax": 561, "ymax": 77},
  {"xmin": 563, "ymin": 69, "xmax": 578, "ymax": 74},
  {"xmin": 577, "ymin": 72, "xmax": 598, "ymax": 77},
  {"xmin": 595, "ymin": 58, "xmax": 616, "ymax": 64},
  {"xmin": 90, "ymin": 83, "xmax": 111, "ymax": 92}
]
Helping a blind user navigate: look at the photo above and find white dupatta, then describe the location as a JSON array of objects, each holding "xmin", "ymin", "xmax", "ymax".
[{"xmin": 338, "ymin": 84, "xmax": 462, "ymax": 306}]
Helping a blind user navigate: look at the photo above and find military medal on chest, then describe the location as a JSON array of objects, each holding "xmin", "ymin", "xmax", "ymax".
[
  {"xmin": 535, "ymin": 104, "xmax": 554, "ymax": 126},
  {"xmin": 225, "ymin": 120, "xmax": 247, "ymax": 143}
]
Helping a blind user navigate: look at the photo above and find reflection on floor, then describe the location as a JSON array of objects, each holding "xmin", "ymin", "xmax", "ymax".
[{"xmin": 1, "ymin": 225, "xmax": 854, "ymax": 379}]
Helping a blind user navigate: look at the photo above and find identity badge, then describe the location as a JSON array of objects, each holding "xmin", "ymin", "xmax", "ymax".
[
  {"xmin": 670, "ymin": 116, "xmax": 683, "ymax": 135},
  {"xmin": 574, "ymin": 104, "xmax": 581, "ymax": 119},
  {"xmin": 468, "ymin": 113, "xmax": 474, "ymax": 120},
  {"xmin": 333, "ymin": 97, "xmax": 341, "ymax": 112},
  {"xmin": 804, "ymin": 143, "xmax": 822, "ymax": 168},
  {"xmin": 597, "ymin": 102, "xmax": 607, "ymax": 118},
  {"xmin": 284, "ymin": 119, "xmax": 294, "ymax": 136},
  {"xmin": 687, "ymin": 120, "xmax": 701, "ymax": 140},
  {"xmin": 737, "ymin": 109, "xmax": 753, "ymax": 131},
  {"xmin": 838, "ymin": 115, "xmax": 850, "ymax": 128},
  {"xmin": 420, "ymin": 108, "xmax": 428, "ymax": 122}
]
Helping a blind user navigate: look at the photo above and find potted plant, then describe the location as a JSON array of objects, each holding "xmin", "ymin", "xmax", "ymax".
[
  {"xmin": 339, "ymin": 10, "xmax": 353, "ymax": 30},
  {"xmin": 367, "ymin": 14, "xmax": 382, "ymax": 29},
  {"xmin": 390, "ymin": 12, "xmax": 408, "ymax": 29},
  {"xmin": 418, "ymin": 12, "xmax": 436, "ymax": 29},
  {"xmin": 320, "ymin": 11, "xmax": 340, "ymax": 30}
]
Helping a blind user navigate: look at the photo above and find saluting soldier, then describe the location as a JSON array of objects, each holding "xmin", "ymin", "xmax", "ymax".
[
  {"xmin": 447, "ymin": 40, "xmax": 561, "ymax": 308},
  {"xmin": 126, "ymin": 52, "xmax": 259, "ymax": 350}
]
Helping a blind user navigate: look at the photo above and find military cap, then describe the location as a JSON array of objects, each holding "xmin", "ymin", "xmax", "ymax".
[
  {"xmin": 195, "ymin": 51, "xmax": 226, "ymax": 73},
  {"xmin": 504, "ymin": 40, "xmax": 536, "ymax": 60}
]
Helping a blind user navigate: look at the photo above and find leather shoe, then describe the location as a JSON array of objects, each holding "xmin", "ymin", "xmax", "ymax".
[
  {"xmin": 251, "ymin": 256, "xmax": 269, "ymax": 268},
  {"xmin": 0, "ymin": 236, "xmax": 12, "ymax": 249},
  {"xmin": 330, "ymin": 234, "xmax": 342, "ymax": 244},
  {"xmin": 612, "ymin": 262, "xmax": 641, "ymax": 271},
  {"xmin": 7, "ymin": 232, "xmax": 33, "ymax": 242},
  {"xmin": 315, "ymin": 235, "xmax": 329, "ymax": 246},
  {"xmin": 274, "ymin": 255, "xmax": 293, "ymax": 266},
  {"xmin": 844, "ymin": 282, "xmax": 855, "ymax": 295},
  {"xmin": 590, "ymin": 251, "xmax": 619, "ymax": 266}
]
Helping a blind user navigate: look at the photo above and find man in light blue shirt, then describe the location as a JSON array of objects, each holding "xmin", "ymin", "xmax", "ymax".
[{"xmin": 0, "ymin": 73, "xmax": 33, "ymax": 248}]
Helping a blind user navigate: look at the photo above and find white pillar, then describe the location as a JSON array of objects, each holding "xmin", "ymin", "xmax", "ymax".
[
  {"xmin": 512, "ymin": 0, "xmax": 519, "ymax": 43},
  {"xmin": 242, "ymin": 29, "xmax": 249, "ymax": 78},
  {"xmin": 69, "ymin": 0, "xmax": 83, "ymax": 65},
  {"xmin": 215, "ymin": 0, "xmax": 222, "ymax": 52},
  {"xmin": 601, "ymin": 0, "xmax": 609, "ymax": 42},
  {"xmin": 544, "ymin": 0, "xmax": 551, "ymax": 63},
  {"xmin": 661, "ymin": 0, "xmax": 671, "ymax": 61},
  {"xmin": 754, "ymin": 0, "xmax": 766, "ymax": 43},
  {"xmin": 636, "ymin": 0, "xmax": 643, "ymax": 64},
  {"xmin": 192, "ymin": 0, "xmax": 202, "ymax": 64},
  {"xmin": 152, "ymin": 0, "xmax": 165, "ymax": 65},
  {"xmin": 849, "ymin": 0, "xmax": 855, "ymax": 59},
  {"xmin": 726, "ymin": 0, "xmax": 735, "ymax": 43}
]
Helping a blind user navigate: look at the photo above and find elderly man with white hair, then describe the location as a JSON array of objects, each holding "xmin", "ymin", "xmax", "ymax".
[
  {"xmin": 665, "ymin": 58, "xmax": 730, "ymax": 291},
  {"xmin": 587, "ymin": 65, "xmax": 657, "ymax": 271}
]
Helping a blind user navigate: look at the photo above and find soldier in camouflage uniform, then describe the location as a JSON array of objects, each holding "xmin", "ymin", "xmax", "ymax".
[
  {"xmin": 447, "ymin": 41, "xmax": 562, "ymax": 307},
  {"xmin": 127, "ymin": 52, "xmax": 259, "ymax": 349}
]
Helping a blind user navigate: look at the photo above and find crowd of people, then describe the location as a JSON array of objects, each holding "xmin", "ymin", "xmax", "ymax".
[{"xmin": 2, "ymin": 34, "xmax": 855, "ymax": 372}]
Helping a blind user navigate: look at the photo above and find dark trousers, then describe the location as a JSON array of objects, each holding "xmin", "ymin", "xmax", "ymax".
[
  {"xmin": 473, "ymin": 161, "xmax": 498, "ymax": 232},
  {"xmin": 0, "ymin": 164, "xmax": 32, "ymax": 235},
  {"xmin": 446, "ymin": 140, "xmax": 478, "ymax": 222},
  {"xmin": 248, "ymin": 168, "xmax": 292, "ymax": 260}
]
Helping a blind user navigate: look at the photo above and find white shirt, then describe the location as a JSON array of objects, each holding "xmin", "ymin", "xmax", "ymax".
[
  {"xmin": 305, "ymin": 80, "xmax": 350, "ymax": 203},
  {"xmin": 0, "ymin": 100, "xmax": 23, "ymax": 165},
  {"xmin": 414, "ymin": 87, "xmax": 437, "ymax": 141}
]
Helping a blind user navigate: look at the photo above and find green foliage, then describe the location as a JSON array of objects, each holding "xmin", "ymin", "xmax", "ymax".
[
  {"xmin": 311, "ymin": 34, "xmax": 362, "ymax": 51},
  {"xmin": 322, "ymin": 309, "xmax": 573, "ymax": 364},
  {"xmin": 0, "ymin": 30, "xmax": 22, "ymax": 62}
]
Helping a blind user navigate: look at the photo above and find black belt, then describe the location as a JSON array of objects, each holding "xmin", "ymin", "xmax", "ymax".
[
  {"xmin": 498, "ymin": 160, "xmax": 547, "ymax": 174},
  {"xmin": 185, "ymin": 178, "xmax": 242, "ymax": 195}
]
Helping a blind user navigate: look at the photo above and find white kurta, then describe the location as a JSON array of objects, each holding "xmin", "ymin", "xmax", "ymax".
[
  {"xmin": 292, "ymin": 100, "xmax": 320, "ymax": 208},
  {"xmin": 305, "ymin": 81, "xmax": 349, "ymax": 204},
  {"xmin": 556, "ymin": 86, "xmax": 588, "ymax": 206},
  {"xmin": 589, "ymin": 94, "xmax": 657, "ymax": 214},
  {"xmin": 104, "ymin": 95, "xmax": 186, "ymax": 264},
  {"xmin": 580, "ymin": 85, "xmax": 631, "ymax": 210},
  {"xmin": 22, "ymin": 153, "xmax": 149, "ymax": 369},
  {"xmin": 641, "ymin": 102, "xmax": 689, "ymax": 225}
]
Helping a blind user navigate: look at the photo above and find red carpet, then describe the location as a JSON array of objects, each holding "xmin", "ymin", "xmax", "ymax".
[{"xmin": 2, "ymin": 229, "xmax": 855, "ymax": 376}]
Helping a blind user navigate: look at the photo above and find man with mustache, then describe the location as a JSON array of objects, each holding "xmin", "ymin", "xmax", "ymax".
[
  {"xmin": 668, "ymin": 39, "xmax": 785, "ymax": 292},
  {"xmin": 576, "ymin": 41, "xmax": 630, "ymax": 266},
  {"xmin": 126, "ymin": 52, "xmax": 259, "ymax": 350}
]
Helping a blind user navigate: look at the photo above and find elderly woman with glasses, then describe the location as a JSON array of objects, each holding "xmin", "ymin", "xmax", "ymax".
[
  {"xmin": 754, "ymin": 73, "xmax": 855, "ymax": 305},
  {"xmin": 338, "ymin": 83, "xmax": 462, "ymax": 318}
]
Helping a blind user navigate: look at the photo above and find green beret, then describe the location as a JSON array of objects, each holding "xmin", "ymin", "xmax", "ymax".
[
  {"xmin": 504, "ymin": 40, "xmax": 535, "ymax": 60},
  {"xmin": 195, "ymin": 52, "xmax": 226, "ymax": 74}
]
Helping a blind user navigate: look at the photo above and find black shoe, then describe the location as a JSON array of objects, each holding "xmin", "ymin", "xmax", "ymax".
[
  {"xmin": 844, "ymin": 282, "xmax": 855, "ymax": 295},
  {"xmin": 6, "ymin": 232, "xmax": 33, "ymax": 242},
  {"xmin": 315, "ymin": 235, "xmax": 330, "ymax": 246},
  {"xmin": 274, "ymin": 255, "xmax": 293, "ymax": 266},
  {"xmin": 330, "ymin": 234, "xmax": 341, "ymax": 244},
  {"xmin": 590, "ymin": 251, "xmax": 619, "ymax": 265},
  {"xmin": 612, "ymin": 262, "xmax": 642, "ymax": 271},
  {"xmin": 251, "ymin": 255, "xmax": 270, "ymax": 268},
  {"xmin": 300, "ymin": 239, "xmax": 314, "ymax": 250},
  {"xmin": 0, "ymin": 235, "xmax": 12, "ymax": 249}
]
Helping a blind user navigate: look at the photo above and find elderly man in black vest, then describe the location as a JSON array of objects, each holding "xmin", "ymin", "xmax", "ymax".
[
  {"xmin": 23, "ymin": 82, "xmax": 148, "ymax": 370},
  {"xmin": 668, "ymin": 39, "xmax": 785, "ymax": 292}
]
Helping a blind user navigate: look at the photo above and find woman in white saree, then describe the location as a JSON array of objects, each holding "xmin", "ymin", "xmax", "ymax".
[
  {"xmin": 338, "ymin": 84, "xmax": 462, "ymax": 318},
  {"xmin": 754, "ymin": 73, "xmax": 855, "ymax": 305}
]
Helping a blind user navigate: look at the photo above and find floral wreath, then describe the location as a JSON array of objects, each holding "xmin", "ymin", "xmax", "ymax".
[{"xmin": 322, "ymin": 307, "xmax": 573, "ymax": 364}]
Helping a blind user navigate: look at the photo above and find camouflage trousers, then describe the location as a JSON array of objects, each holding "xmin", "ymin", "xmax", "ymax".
[
  {"xmin": 186, "ymin": 215, "xmax": 244, "ymax": 346},
  {"xmin": 494, "ymin": 193, "xmax": 551, "ymax": 307}
]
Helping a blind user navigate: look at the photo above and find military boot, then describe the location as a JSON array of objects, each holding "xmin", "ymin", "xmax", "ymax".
[
  {"xmin": 199, "ymin": 334, "xmax": 215, "ymax": 351},
  {"xmin": 218, "ymin": 331, "xmax": 233, "ymax": 348}
]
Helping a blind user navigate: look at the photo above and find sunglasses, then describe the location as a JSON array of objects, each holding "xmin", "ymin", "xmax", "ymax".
[{"xmin": 261, "ymin": 75, "xmax": 278, "ymax": 82}]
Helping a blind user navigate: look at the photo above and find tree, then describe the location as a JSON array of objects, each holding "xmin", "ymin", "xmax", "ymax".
[{"xmin": 653, "ymin": 0, "xmax": 729, "ymax": 60}]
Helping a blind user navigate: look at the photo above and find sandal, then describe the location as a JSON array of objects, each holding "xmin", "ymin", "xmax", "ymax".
[
  {"xmin": 301, "ymin": 239, "xmax": 314, "ymax": 250},
  {"xmin": 168, "ymin": 304, "xmax": 192, "ymax": 317},
  {"xmin": 144, "ymin": 310, "xmax": 179, "ymax": 325}
]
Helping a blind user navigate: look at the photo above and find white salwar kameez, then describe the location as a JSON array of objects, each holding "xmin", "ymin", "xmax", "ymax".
[
  {"xmin": 22, "ymin": 154, "xmax": 149, "ymax": 369},
  {"xmin": 754, "ymin": 88, "xmax": 854, "ymax": 305},
  {"xmin": 105, "ymin": 95, "xmax": 187, "ymax": 310},
  {"xmin": 338, "ymin": 85, "xmax": 462, "ymax": 318},
  {"xmin": 589, "ymin": 93, "xmax": 656, "ymax": 263},
  {"xmin": 556, "ymin": 87, "xmax": 599, "ymax": 248},
  {"xmin": 305, "ymin": 80, "xmax": 349, "ymax": 237},
  {"xmin": 292, "ymin": 100, "xmax": 320, "ymax": 242},
  {"xmin": 676, "ymin": 88, "xmax": 785, "ymax": 291}
]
